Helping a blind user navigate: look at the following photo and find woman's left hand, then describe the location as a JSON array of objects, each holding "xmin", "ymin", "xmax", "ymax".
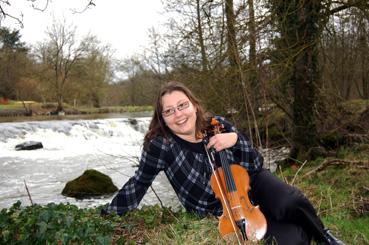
[{"xmin": 207, "ymin": 132, "xmax": 238, "ymax": 152}]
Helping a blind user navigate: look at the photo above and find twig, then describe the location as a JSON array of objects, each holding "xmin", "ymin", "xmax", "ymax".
[
  {"xmin": 291, "ymin": 160, "xmax": 307, "ymax": 186},
  {"xmin": 70, "ymin": 0, "xmax": 95, "ymax": 14},
  {"xmin": 31, "ymin": 0, "xmax": 49, "ymax": 12},
  {"xmin": 149, "ymin": 186, "xmax": 164, "ymax": 208},
  {"xmin": 303, "ymin": 159, "xmax": 369, "ymax": 178},
  {"xmin": 24, "ymin": 179, "xmax": 34, "ymax": 205},
  {"xmin": 278, "ymin": 165, "xmax": 288, "ymax": 184},
  {"xmin": 317, "ymin": 191, "xmax": 323, "ymax": 215}
]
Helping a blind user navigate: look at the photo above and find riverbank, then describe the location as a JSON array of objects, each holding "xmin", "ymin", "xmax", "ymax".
[
  {"xmin": 0, "ymin": 100, "xmax": 153, "ymax": 116},
  {"xmin": 1, "ymin": 147, "xmax": 368, "ymax": 244},
  {"xmin": 0, "ymin": 101, "xmax": 153, "ymax": 122}
]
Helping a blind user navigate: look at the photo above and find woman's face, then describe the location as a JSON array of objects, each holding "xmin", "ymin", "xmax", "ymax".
[{"xmin": 161, "ymin": 90, "xmax": 198, "ymax": 141}]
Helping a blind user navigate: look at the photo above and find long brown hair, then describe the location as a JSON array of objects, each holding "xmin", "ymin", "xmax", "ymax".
[{"xmin": 143, "ymin": 81, "xmax": 208, "ymax": 148}]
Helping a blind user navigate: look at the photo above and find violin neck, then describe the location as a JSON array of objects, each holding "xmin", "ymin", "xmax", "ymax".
[{"xmin": 218, "ymin": 151, "xmax": 237, "ymax": 192}]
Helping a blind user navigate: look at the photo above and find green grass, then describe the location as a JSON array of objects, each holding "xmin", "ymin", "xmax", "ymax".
[
  {"xmin": 0, "ymin": 100, "xmax": 153, "ymax": 114},
  {"xmin": 281, "ymin": 146, "xmax": 369, "ymax": 245},
  {"xmin": 0, "ymin": 100, "xmax": 30, "ymax": 110}
]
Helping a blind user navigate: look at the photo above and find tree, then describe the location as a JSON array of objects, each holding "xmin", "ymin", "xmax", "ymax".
[
  {"xmin": 0, "ymin": 27, "xmax": 29, "ymax": 99},
  {"xmin": 117, "ymin": 56, "xmax": 161, "ymax": 106},
  {"xmin": 36, "ymin": 20, "xmax": 91, "ymax": 112},
  {"xmin": 70, "ymin": 36, "xmax": 112, "ymax": 108},
  {"xmin": 269, "ymin": 0, "xmax": 369, "ymax": 160}
]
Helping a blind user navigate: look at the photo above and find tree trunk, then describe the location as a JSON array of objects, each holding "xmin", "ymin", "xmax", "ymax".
[
  {"xmin": 225, "ymin": 0, "xmax": 261, "ymax": 146},
  {"xmin": 196, "ymin": 0, "xmax": 209, "ymax": 72},
  {"xmin": 290, "ymin": 0, "xmax": 321, "ymax": 160},
  {"xmin": 247, "ymin": 0, "xmax": 259, "ymax": 107},
  {"xmin": 56, "ymin": 91, "xmax": 64, "ymax": 112}
]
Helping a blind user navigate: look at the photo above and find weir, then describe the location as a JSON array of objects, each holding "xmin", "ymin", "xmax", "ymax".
[{"xmin": 0, "ymin": 117, "xmax": 180, "ymax": 210}]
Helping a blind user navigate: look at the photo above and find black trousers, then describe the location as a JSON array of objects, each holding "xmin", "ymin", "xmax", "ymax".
[{"xmin": 250, "ymin": 169, "xmax": 327, "ymax": 245}]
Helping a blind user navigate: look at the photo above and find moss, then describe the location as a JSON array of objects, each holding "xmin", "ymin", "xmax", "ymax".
[{"xmin": 62, "ymin": 169, "xmax": 118, "ymax": 199}]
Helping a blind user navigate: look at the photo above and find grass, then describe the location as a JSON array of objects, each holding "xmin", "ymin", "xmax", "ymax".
[
  {"xmin": 279, "ymin": 146, "xmax": 369, "ymax": 245},
  {"xmin": 0, "ymin": 100, "xmax": 32, "ymax": 110},
  {"xmin": 0, "ymin": 100, "xmax": 153, "ymax": 114},
  {"xmin": 1, "ymin": 147, "xmax": 368, "ymax": 244}
]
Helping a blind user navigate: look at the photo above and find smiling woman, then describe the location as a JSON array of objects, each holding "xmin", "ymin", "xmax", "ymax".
[{"xmin": 102, "ymin": 81, "xmax": 345, "ymax": 245}]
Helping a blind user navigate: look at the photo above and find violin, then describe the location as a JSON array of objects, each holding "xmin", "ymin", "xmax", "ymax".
[{"xmin": 203, "ymin": 118, "xmax": 267, "ymax": 244}]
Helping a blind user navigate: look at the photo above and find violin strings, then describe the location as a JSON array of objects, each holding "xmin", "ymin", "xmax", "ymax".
[{"xmin": 219, "ymin": 151, "xmax": 237, "ymax": 192}]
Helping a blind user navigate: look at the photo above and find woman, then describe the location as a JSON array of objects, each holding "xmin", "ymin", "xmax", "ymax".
[{"xmin": 102, "ymin": 81, "xmax": 344, "ymax": 245}]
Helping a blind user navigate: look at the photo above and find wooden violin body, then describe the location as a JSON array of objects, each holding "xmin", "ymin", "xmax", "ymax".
[{"xmin": 210, "ymin": 164, "xmax": 267, "ymax": 242}]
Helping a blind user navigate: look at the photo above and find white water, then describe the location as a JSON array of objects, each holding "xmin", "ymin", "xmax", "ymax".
[{"xmin": 0, "ymin": 117, "xmax": 180, "ymax": 210}]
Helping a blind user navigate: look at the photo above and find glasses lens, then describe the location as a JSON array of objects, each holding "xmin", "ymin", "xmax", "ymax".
[
  {"xmin": 178, "ymin": 101, "xmax": 190, "ymax": 111},
  {"xmin": 162, "ymin": 108, "xmax": 174, "ymax": 117}
]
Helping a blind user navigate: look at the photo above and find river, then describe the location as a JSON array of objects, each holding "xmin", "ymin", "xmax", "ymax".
[{"xmin": 0, "ymin": 114, "xmax": 181, "ymax": 210}]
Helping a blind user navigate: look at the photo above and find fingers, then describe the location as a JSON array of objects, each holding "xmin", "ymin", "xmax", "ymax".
[
  {"xmin": 206, "ymin": 133, "xmax": 238, "ymax": 152},
  {"xmin": 207, "ymin": 135, "xmax": 225, "ymax": 152}
]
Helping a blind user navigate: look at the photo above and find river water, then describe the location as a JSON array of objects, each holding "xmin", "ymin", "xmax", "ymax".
[
  {"xmin": 0, "ymin": 115, "xmax": 181, "ymax": 210},
  {"xmin": 0, "ymin": 114, "xmax": 286, "ymax": 211}
]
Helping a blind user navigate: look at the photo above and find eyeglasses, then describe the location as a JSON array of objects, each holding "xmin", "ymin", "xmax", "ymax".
[{"xmin": 162, "ymin": 101, "xmax": 190, "ymax": 117}]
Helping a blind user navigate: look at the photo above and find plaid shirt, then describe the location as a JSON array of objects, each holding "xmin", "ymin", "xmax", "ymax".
[{"xmin": 105, "ymin": 116, "xmax": 263, "ymax": 216}]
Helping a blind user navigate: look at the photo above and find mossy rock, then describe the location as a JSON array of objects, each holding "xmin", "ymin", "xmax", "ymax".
[{"xmin": 62, "ymin": 169, "xmax": 118, "ymax": 199}]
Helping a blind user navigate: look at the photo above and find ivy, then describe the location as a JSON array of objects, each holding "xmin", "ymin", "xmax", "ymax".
[{"xmin": 0, "ymin": 202, "xmax": 114, "ymax": 244}]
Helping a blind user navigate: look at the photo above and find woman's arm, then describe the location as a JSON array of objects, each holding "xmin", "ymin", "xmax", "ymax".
[
  {"xmin": 103, "ymin": 137, "xmax": 169, "ymax": 216},
  {"xmin": 212, "ymin": 116, "xmax": 263, "ymax": 175}
]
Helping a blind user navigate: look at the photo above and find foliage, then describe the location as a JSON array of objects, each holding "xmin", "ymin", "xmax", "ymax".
[
  {"xmin": 0, "ymin": 202, "xmax": 221, "ymax": 245},
  {"xmin": 0, "ymin": 202, "xmax": 116, "ymax": 245},
  {"xmin": 0, "ymin": 27, "xmax": 30, "ymax": 100}
]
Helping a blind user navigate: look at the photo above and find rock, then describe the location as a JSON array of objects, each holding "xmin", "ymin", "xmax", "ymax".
[
  {"xmin": 128, "ymin": 118, "xmax": 139, "ymax": 131},
  {"xmin": 259, "ymin": 146, "xmax": 290, "ymax": 172},
  {"xmin": 128, "ymin": 118, "xmax": 138, "ymax": 125},
  {"xmin": 62, "ymin": 169, "xmax": 118, "ymax": 199},
  {"xmin": 15, "ymin": 141, "xmax": 43, "ymax": 151}
]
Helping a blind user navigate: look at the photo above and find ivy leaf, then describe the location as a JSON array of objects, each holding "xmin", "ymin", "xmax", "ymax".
[{"xmin": 96, "ymin": 235, "xmax": 112, "ymax": 245}]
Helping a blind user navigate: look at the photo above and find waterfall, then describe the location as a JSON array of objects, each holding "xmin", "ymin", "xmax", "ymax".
[{"xmin": 0, "ymin": 117, "xmax": 180, "ymax": 210}]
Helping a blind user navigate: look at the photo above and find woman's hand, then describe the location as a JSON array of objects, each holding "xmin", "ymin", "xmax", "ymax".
[{"xmin": 207, "ymin": 132, "xmax": 238, "ymax": 152}]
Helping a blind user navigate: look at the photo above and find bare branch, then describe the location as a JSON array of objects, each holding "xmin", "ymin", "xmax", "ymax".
[
  {"xmin": 328, "ymin": 0, "xmax": 369, "ymax": 16},
  {"xmin": 303, "ymin": 159, "xmax": 369, "ymax": 178},
  {"xmin": 0, "ymin": 1, "xmax": 24, "ymax": 28},
  {"xmin": 70, "ymin": 0, "xmax": 95, "ymax": 14},
  {"xmin": 29, "ymin": 0, "xmax": 49, "ymax": 12}
]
